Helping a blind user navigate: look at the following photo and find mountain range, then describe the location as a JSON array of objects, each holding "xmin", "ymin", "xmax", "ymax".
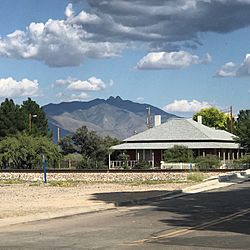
[{"xmin": 43, "ymin": 96, "xmax": 178, "ymax": 141}]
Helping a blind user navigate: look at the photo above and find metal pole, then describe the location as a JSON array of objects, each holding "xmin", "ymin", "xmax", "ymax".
[
  {"xmin": 147, "ymin": 107, "xmax": 151, "ymax": 129},
  {"xmin": 230, "ymin": 106, "xmax": 233, "ymax": 133},
  {"xmin": 29, "ymin": 113, "xmax": 32, "ymax": 132},
  {"xmin": 42, "ymin": 154, "xmax": 47, "ymax": 184},
  {"xmin": 57, "ymin": 127, "xmax": 60, "ymax": 144}
]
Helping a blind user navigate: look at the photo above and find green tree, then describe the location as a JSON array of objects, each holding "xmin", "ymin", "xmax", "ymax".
[
  {"xmin": 193, "ymin": 107, "xmax": 230, "ymax": 131},
  {"xmin": 0, "ymin": 133, "xmax": 61, "ymax": 169},
  {"xmin": 60, "ymin": 126, "xmax": 120, "ymax": 168},
  {"xmin": 60, "ymin": 135, "xmax": 76, "ymax": 155},
  {"xmin": 21, "ymin": 98, "xmax": 51, "ymax": 137},
  {"xmin": 195, "ymin": 155, "xmax": 220, "ymax": 170},
  {"xmin": 163, "ymin": 145, "xmax": 194, "ymax": 163},
  {"xmin": 0, "ymin": 99, "xmax": 25, "ymax": 137},
  {"xmin": 235, "ymin": 110, "xmax": 250, "ymax": 152}
]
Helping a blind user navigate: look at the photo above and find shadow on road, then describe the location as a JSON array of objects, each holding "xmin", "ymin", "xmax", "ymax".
[{"xmin": 91, "ymin": 182, "xmax": 250, "ymax": 239}]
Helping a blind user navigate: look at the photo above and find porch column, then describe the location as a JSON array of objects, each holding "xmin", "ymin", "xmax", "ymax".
[
  {"xmin": 202, "ymin": 151, "xmax": 205, "ymax": 157},
  {"xmin": 152, "ymin": 151, "xmax": 155, "ymax": 169},
  {"xmin": 223, "ymin": 151, "xmax": 226, "ymax": 163},
  {"xmin": 108, "ymin": 153, "xmax": 111, "ymax": 169},
  {"xmin": 218, "ymin": 151, "xmax": 221, "ymax": 160},
  {"xmin": 237, "ymin": 151, "xmax": 239, "ymax": 159},
  {"xmin": 228, "ymin": 152, "xmax": 230, "ymax": 161}
]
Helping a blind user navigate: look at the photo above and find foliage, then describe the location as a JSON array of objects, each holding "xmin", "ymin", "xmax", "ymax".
[
  {"xmin": 0, "ymin": 133, "xmax": 61, "ymax": 169},
  {"xmin": 133, "ymin": 160, "xmax": 151, "ymax": 169},
  {"xmin": 21, "ymin": 98, "xmax": 51, "ymax": 137},
  {"xmin": 60, "ymin": 135, "xmax": 76, "ymax": 155},
  {"xmin": 193, "ymin": 107, "xmax": 232, "ymax": 131},
  {"xmin": 63, "ymin": 153, "xmax": 84, "ymax": 162},
  {"xmin": 60, "ymin": 126, "xmax": 121, "ymax": 168},
  {"xmin": 195, "ymin": 154, "xmax": 220, "ymax": 170},
  {"xmin": 235, "ymin": 110, "xmax": 250, "ymax": 152},
  {"xmin": 0, "ymin": 99, "xmax": 24, "ymax": 137},
  {"xmin": 163, "ymin": 145, "xmax": 193, "ymax": 163},
  {"xmin": 0, "ymin": 98, "xmax": 50, "ymax": 138}
]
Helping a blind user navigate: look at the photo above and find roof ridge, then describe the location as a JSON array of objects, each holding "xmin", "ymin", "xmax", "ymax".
[{"xmin": 185, "ymin": 118, "xmax": 212, "ymax": 138}]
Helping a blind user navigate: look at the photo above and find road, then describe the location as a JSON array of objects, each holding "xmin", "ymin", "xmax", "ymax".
[{"xmin": 0, "ymin": 181, "xmax": 250, "ymax": 249}]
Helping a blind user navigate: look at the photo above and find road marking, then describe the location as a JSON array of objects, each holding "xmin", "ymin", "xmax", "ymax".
[{"xmin": 128, "ymin": 208, "xmax": 250, "ymax": 245}]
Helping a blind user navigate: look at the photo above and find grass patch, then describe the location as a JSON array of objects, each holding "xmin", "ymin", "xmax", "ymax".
[
  {"xmin": 187, "ymin": 172, "xmax": 204, "ymax": 182},
  {"xmin": 0, "ymin": 179, "xmax": 26, "ymax": 185}
]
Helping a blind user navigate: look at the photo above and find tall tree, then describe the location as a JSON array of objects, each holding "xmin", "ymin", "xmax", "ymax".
[
  {"xmin": 193, "ymin": 107, "xmax": 232, "ymax": 131},
  {"xmin": 0, "ymin": 99, "xmax": 25, "ymax": 138},
  {"xmin": 235, "ymin": 110, "xmax": 250, "ymax": 152},
  {"xmin": 21, "ymin": 98, "xmax": 50, "ymax": 137}
]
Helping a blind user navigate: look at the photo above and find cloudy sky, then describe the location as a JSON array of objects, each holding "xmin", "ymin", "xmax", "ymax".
[{"xmin": 0, "ymin": 0, "xmax": 250, "ymax": 116}]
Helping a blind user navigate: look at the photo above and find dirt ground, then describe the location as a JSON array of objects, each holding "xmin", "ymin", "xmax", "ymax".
[{"xmin": 0, "ymin": 182, "xmax": 190, "ymax": 219}]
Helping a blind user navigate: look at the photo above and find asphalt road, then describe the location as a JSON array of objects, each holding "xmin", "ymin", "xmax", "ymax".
[{"xmin": 0, "ymin": 181, "xmax": 250, "ymax": 249}]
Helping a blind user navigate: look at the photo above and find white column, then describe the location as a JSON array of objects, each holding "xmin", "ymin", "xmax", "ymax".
[{"xmin": 108, "ymin": 153, "xmax": 111, "ymax": 169}]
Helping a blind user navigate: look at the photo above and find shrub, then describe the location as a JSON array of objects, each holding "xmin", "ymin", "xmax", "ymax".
[
  {"xmin": 133, "ymin": 160, "xmax": 151, "ymax": 169},
  {"xmin": 163, "ymin": 145, "xmax": 194, "ymax": 163},
  {"xmin": 195, "ymin": 154, "xmax": 220, "ymax": 170}
]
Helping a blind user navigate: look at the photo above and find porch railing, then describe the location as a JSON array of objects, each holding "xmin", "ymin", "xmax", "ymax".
[{"xmin": 109, "ymin": 160, "xmax": 153, "ymax": 169}]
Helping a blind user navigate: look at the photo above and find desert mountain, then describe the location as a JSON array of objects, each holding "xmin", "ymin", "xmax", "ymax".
[{"xmin": 43, "ymin": 96, "xmax": 178, "ymax": 141}]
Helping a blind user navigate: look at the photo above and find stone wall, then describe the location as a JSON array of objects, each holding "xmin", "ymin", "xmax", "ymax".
[{"xmin": 0, "ymin": 172, "xmax": 219, "ymax": 183}]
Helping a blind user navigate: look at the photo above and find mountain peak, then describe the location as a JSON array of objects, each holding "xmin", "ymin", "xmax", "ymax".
[{"xmin": 107, "ymin": 96, "xmax": 123, "ymax": 101}]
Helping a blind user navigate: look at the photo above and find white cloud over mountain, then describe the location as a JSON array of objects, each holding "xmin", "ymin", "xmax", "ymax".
[
  {"xmin": 216, "ymin": 54, "xmax": 250, "ymax": 77},
  {"xmin": 0, "ymin": 1, "xmax": 250, "ymax": 67},
  {"xmin": 163, "ymin": 99, "xmax": 211, "ymax": 112},
  {"xmin": 55, "ymin": 76, "xmax": 106, "ymax": 91},
  {"xmin": 136, "ymin": 51, "xmax": 211, "ymax": 70},
  {"xmin": 0, "ymin": 77, "xmax": 40, "ymax": 98}
]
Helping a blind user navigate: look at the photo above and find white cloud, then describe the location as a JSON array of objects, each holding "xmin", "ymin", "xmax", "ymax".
[
  {"xmin": 56, "ymin": 91, "xmax": 89, "ymax": 101},
  {"xmin": 216, "ymin": 62, "xmax": 237, "ymax": 77},
  {"xmin": 0, "ymin": 9, "xmax": 126, "ymax": 67},
  {"xmin": 65, "ymin": 3, "xmax": 74, "ymax": 18},
  {"xmin": 55, "ymin": 76, "xmax": 106, "ymax": 91},
  {"xmin": 0, "ymin": 1, "xmax": 250, "ymax": 68},
  {"xmin": 216, "ymin": 53, "xmax": 250, "ymax": 77},
  {"xmin": 136, "ymin": 97, "xmax": 145, "ymax": 103},
  {"xmin": 136, "ymin": 51, "xmax": 211, "ymax": 70},
  {"xmin": 163, "ymin": 99, "xmax": 211, "ymax": 112},
  {"xmin": 0, "ymin": 77, "xmax": 40, "ymax": 98}
]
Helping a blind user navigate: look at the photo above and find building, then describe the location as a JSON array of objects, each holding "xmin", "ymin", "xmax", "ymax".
[{"xmin": 110, "ymin": 117, "xmax": 242, "ymax": 168}]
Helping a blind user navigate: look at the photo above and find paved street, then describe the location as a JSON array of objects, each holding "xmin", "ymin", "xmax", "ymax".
[{"xmin": 0, "ymin": 181, "xmax": 249, "ymax": 249}]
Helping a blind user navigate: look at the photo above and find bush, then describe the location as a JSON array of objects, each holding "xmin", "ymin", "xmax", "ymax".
[
  {"xmin": 195, "ymin": 154, "xmax": 220, "ymax": 170},
  {"xmin": 236, "ymin": 154, "xmax": 250, "ymax": 164},
  {"xmin": 163, "ymin": 145, "xmax": 193, "ymax": 163},
  {"xmin": 133, "ymin": 160, "xmax": 151, "ymax": 169}
]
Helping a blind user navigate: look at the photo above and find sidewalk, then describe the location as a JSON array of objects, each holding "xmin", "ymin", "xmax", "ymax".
[{"xmin": 0, "ymin": 170, "xmax": 249, "ymax": 228}]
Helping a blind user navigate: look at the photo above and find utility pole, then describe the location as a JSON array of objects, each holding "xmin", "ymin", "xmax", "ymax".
[
  {"xmin": 29, "ymin": 113, "xmax": 37, "ymax": 132},
  {"xmin": 146, "ymin": 107, "xmax": 151, "ymax": 129},
  {"xmin": 57, "ymin": 127, "xmax": 61, "ymax": 144},
  {"xmin": 230, "ymin": 106, "xmax": 233, "ymax": 133}
]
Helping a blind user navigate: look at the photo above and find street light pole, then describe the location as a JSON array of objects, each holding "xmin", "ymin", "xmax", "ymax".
[{"xmin": 29, "ymin": 113, "xmax": 37, "ymax": 132}]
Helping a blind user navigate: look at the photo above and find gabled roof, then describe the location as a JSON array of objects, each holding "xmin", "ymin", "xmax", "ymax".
[{"xmin": 124, "ymin": 118, "xmax": 236, "ymax": 142}]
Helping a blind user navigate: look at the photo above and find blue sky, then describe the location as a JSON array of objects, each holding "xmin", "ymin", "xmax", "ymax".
[{"xmin": 0, "ymin": 0, "xmax": 249, "ymax": 117}]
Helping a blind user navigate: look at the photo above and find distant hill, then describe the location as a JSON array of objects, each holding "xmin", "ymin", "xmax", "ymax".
[{"xmin": 43, "ymin": 96, "xmax": 178, "ymax": 141}]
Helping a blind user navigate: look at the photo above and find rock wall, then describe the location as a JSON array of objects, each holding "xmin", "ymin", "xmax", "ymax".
[{"xmin": 0, "ymin": 172, "xmax": 218, "ymax": 183}]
